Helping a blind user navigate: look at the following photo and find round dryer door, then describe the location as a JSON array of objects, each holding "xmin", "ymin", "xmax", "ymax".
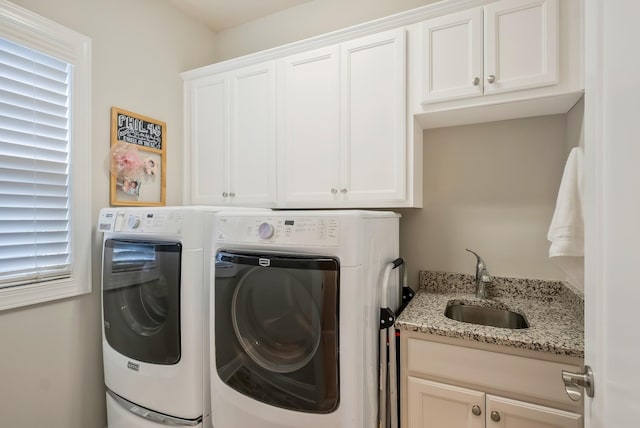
[
  {"xmin": 231, "ymin": 267, "xmax": 322, "ymax": 373},
  {"xmin": 215, "ymin": 251, "xmax": 340, "ymax": 413}
]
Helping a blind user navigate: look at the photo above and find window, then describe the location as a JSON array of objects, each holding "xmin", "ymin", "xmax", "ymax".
[{"xmin": 0, "ymin": 0, "xmax": 91, "ymax": 310}]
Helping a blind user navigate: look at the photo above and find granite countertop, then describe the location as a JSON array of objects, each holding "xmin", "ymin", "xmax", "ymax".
[{"xmin": 395, "ymin": 271, "xmax": 584, "ymax": 359}]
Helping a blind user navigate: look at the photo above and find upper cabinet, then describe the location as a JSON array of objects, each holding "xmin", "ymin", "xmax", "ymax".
[
  {"xmin": 277, "ymin": 45, "xmax": 341, "ymax": 205},
  {"xmin": 483, "ymin": 0, "xmax": 558, "ymax": 95},
  {"xmin": 183, "ymin": 61, "xmax": 277, "ymax": 207},
  {"xmin": 341, "ymin": 30, "xmax": 407, "ymax": 206},
  {"xmin": 228, "ymin": 63, "xmax": 277, "ymax": 206},
  {"xmin": 420, "ymin": 7, "xmax": 485, "ymax": 103},
  {"xmin": 277, "ymin": 29, "xmax": 408, "ymax": 208},
  {"xmin": 410, "ymin": 0, "xmax": 583, "ymax": 129},
  {"xmin": 181, "ymin": 0, "xmax": 583, "ymax": 208},
  {"xmin": 421, "ymin": 0, "xmax": 558, "ymax": 104}
]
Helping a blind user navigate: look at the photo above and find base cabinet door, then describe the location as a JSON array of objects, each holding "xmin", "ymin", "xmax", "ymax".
[
  {"xmin": 407, "ymin": 377, "xmax": 584, "ymax": 428},
  {"xmin": 407, "ymin": 376, "xmax": 485, "ymax": 428},
  {"xmin": 485, "ymin": 395, "xmax": 582, "ymax": 428}
]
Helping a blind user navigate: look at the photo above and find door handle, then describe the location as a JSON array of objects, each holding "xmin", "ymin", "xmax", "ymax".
[{"xmin": 561, "ymin": 365, "xmax": 594, "ymax": 401}]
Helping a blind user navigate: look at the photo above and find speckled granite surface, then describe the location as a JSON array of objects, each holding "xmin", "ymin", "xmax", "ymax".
[{"xmin": 395, "ymin": 271, "xmax": 584, "ymax": 358}]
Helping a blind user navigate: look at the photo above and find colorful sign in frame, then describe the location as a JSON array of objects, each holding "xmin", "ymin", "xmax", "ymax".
[{"xmin": 110, "ymin": 107, "xmax": 166, "ymax": 206}]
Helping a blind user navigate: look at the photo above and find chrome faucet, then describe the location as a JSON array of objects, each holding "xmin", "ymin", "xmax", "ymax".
[{"xmin": 466, "ymin": 249, "xmax": 492, "ymax": 299}]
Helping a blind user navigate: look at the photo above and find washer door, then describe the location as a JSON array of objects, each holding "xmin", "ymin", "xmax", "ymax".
[
  {"xmin": 215, "ymin": 251, "xmax": 339, "ymax": 413},
  {"xmin": 102, "ymin": 239, "xmax": 182, "ymax": 365}
]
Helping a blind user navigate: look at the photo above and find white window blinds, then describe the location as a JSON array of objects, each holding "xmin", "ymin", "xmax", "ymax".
[{"xmin": 0, "ymin": 37, "xmax": 72, "ymax": 288}]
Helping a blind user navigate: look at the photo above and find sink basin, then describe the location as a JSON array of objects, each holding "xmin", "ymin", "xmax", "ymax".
[{"xmin": 444, "ymin": 302, "xmax": 529, "ymax": 329}]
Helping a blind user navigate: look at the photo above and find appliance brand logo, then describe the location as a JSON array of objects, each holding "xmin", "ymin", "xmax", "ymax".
[
  {"xmin": 127, "ymin": 361, "xmax": 140, "ymax": 371},
  {"xmin": 259, "ymin": 258, "xmax": 270, "ymax": 267}
]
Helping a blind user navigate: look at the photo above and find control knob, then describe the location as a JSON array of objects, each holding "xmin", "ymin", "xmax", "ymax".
[
  {"xmin": 258, "ymin": 222, "xmax": 275, "ymax": 239},
  {"xmin": 127, "ymin": 215, "xmax": 141, "ymax": 229}
]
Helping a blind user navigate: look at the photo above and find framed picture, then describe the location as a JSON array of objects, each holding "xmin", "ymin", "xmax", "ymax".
[{"xmin": 110, "ymin": 107, "xmax": 166, "ymax": 206}]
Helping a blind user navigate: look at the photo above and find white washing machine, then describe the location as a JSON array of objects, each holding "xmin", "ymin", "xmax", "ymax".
[
  {"xmin": 99, "ymin": 206, "xmax": 266, "ymax": 428},
  {"xmin": 210, "ymin": 210, "xmax": 400, "ymax": 428}
]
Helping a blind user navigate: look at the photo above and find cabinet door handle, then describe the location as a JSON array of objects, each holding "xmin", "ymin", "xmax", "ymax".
[
  {"xmin": 490, "ymin": 411, "xmax": 501, "ymax": 422},
  {"xmin": 472, "ymin": 77, "xmax": 480, "ymax": 86},
  {"xmin": 331, "ymin": 188, "xmax": 337, "ymax": 194},
  {"xmin": 229, "ymin": 192, "xmax": 235, "ymax": 197},
  {"xmin": 340, "ymin": 188, "xmax": 347, "ymax": 194},
  {"xmin": 471, "ymin": 405, "xmax": 482, "ymax": 416},
  {"xmin": 222, "ymin": 192, "xmax": 228, "ymax": 197},
  {"xmin": 487, "ymin": 74, "xmax": 496, "ymax": 84}
]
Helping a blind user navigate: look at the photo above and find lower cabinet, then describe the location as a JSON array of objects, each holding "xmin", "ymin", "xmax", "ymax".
[
  {"xmin": 182, "ymin": 61, "xmax": 277, "ymax": 207},
  {"xmin": 401, "ymin": 333, "xmax": 584, "ymax": 428},
  {"xmin": 486, "ymin": 394, "xmax": 581, "ymax": 428},
  {"xmin": 408, "ymin": 377, "xmax": 582, "ymax": 428},
  {"xmin": 408, "ymin": 377, "xmax": 484, "ymax": 428}
]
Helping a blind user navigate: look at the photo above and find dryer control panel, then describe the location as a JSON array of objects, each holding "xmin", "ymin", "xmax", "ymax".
[{"xmin": 216, "ymin": 215, "xmax": 340, "ymax": 246}]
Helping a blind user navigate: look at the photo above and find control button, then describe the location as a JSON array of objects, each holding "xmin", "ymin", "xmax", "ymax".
[
  {"xmin": 127, "ymin": 215, "xmax": 141, "ymax": 229},
  {"xmin": 258, "ymin": 222, "xmax": 275, "ymax": 239}
]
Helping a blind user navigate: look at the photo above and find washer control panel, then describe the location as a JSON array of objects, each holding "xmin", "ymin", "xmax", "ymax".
[
  {"xmin": 216, "ymin": 216, "xmax": 340, "ymax": 246},
  {"xmin": 98, "ymin": 209, "xmax": 183, "ymax": 234}
]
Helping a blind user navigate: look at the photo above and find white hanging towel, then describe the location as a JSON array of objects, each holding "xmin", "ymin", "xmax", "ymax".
[{"xmin": 547, "ymin": 147, "xmax": 584, "ymax": 288}]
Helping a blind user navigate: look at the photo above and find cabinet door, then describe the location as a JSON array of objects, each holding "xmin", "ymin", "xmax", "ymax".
[
  {"xmin": 341, "ymin": 28, "xmax": 407, "ymax": 203},
  {"xmin": 420, "ymin": 8, "xmax": 483, "ymax": 103},
  {"xmin": 278, "ymin": 45, "xmax": 341, "ymax": 205},
  {"xmin": 186, "ymin": 74, "xmax": 228, "ymax": 205},
  {"xmin": 408, "ymin": 377, "xmax": 485, "ymax": 428},
  {"xmin": 229, "ymin": 61, "xmax": 276, "ymax": 206},
  {"xmin": 484, "ymin": 0, "xmax": 558, "ymax": 95},
  {"xmin": 486, "ymin": 395, "xmax": 582, "ymax": 428}
]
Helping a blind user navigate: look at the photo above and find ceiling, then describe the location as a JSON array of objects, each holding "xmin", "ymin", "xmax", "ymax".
[{"xmin": 166, "ymin": 0, "xmax": 313, "ymax": 32}]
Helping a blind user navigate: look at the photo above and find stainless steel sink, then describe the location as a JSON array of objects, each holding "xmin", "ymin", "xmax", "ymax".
[{"xmin": 444, "ymin": 302, "xmax": 529, "ymax": 329}]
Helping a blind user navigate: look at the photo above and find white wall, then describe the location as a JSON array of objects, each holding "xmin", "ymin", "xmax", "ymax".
[
  {"xmin": 397, "ymin": 115, "xmax": 570, "ymax": 284},
  {"xmin": 0, "ymin": 1, "xmax": 215, "ymax": 426},
  {"xmin": 213, "ymin": 0, "xmax": 440, "ymax": 61}
]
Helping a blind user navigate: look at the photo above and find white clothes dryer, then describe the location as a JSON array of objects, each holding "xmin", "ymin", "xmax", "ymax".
[
  {"xmin": 99, "ymin": 206, "xmax": 266, "ymax": 428},
  {"xmin": 210, "ymin": 210, "xmax": 400, "ymax": 428}
]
